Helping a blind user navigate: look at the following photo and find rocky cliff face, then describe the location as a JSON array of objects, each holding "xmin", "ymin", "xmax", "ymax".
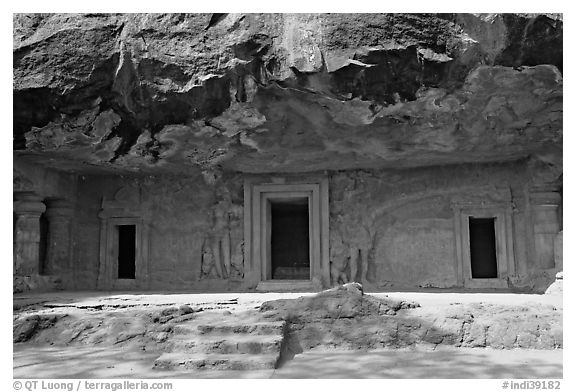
[{"xmin": 13, "ymin": 13, "xmax": 563, "ymax": 175}]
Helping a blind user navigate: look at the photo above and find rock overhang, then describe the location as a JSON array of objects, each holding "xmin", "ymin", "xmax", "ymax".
[{"xmin": 13, "ymin": 13, "xmax": 563, "ymax": 175}]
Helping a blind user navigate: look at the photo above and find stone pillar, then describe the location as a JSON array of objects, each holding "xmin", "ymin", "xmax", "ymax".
[
  {"xmin": 44, "ymin": 199, "xmax": 74, "ymax": 276},
  {"xmin": 13, "ymin": 192, "xmax": 46, "ymax": 277},
  {"xmin": 529, "ymin": 187, "xmax": 562, "ymax": 269},
  {"xmin": 554, "ymin": 231, "xmax": 562, "ymax": 270}
]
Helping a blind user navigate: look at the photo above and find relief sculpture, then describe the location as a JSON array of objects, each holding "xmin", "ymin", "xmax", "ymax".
[
  {"xmin": 331, "ymin": 175, "xmax": 375, "ymax": 284},
  {"xmin": 200, "ymin": 186, "xmax": 244, "ymax": 280},
  {"xmin": 230, "ymin": 241, "xmax": 244, "ymax": 279}
]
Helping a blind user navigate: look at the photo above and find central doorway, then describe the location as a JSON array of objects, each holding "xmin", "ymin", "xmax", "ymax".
[
  {"xmin": 270, "ymin": 198, "xmax": 310, "ymax": 280},
  {"xmin": 244, "ymin": 179, "xmax": 330, "ymax": 289}
]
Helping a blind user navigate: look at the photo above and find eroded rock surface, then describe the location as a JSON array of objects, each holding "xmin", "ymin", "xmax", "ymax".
[
  {"xmin": 258, "ymin": 284, "xmax": 562, "ymax": 354},
  {"xmin": 260, "ymin": 282, "xmax": 419, "ymax": 319},
  {"xmin": 14, "ymin": 13, "xmax": 562, "ymax": 174}
]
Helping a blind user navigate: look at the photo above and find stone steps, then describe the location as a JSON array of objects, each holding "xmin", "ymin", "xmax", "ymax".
[
  {"xmin": 168, "ymin": 334, "xmax": 284, "ymax": 354},
  {"xmin": 154, "ymin": 352, "xmax": 279, "ymax": 371},
  {"xmin": 153, "ymin": 318, "xmax": 286, "ymax": 372},
  {"xmin": 191, "ymin": 321, "xmax": 285, "ymax": 335}
]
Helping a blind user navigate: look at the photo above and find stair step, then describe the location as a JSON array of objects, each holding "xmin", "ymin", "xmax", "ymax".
[
  {"xmin": 154, "ymin": 352, "xmax": 279, "ymax": 371},
  {"xmin": 172, "ymin": 321, "xmax": 285, "ymax": 336},
  {"xmin": 256, "ymin": 280, "xmax": 320, "ymax": 292},
  {"xmin": 168, "ymin": 334, "xmax": 283, "ymax": 354}
]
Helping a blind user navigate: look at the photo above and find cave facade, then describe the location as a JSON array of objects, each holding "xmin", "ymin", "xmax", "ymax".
[
  {"xmin": 13, "ymin": 160, "xmax": 562, "ymax": 293},
  {"xmin": 13, "ymin": 13, "xmax": 563, "ymax": 293}
]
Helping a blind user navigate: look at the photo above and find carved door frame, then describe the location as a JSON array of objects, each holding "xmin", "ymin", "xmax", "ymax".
[
  {"xmin": 97, "ymin": 186, "xmax": 151, "ymax": 290},
  {"xmin": 452, "ymin": 202, "xmax": 515, "ymax": 289},
  {"xmin": 243, "ymin": 178, "xmax": 330, "ymax": 288}
]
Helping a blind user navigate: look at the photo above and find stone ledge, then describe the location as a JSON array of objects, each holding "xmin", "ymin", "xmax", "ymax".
[{"xmin": 256, "ymin": 280, "xmax": 321, "ymax": 293}]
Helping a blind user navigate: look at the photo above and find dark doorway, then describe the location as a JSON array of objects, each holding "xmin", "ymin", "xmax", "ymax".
[
  {"xmin": 270, "ymin": 198, "xmax": 310, "ymax": 280},
  {"xmin": 469, "ymin": 217, "xmax": 498, "ymax": 279},
  {"xmin": 117, "ymin": 225, "xmax": 136, "ymax": 279},
  {"xmin": 38, "ymin": 213, "xmax": 49, "ymax": 275}
]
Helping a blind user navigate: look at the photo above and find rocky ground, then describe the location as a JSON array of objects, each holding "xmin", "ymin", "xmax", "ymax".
[
  {"xmin": 272, "ymin": 347, "xmax": 563, "ymax": 379},
  {"xmin": 13, "ymin": 285, "xmax": 563, "ymax": 378},
  {"xmin": 13, "ymin": 345, "xmax": 563, "ymax": 379},
  {"xmin": 259, "ymin": 283, "xmax": 562, "ymax": 363}
]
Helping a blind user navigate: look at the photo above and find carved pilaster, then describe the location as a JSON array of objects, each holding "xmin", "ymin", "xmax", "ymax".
[
  {"xmin": 44, "ymin": 199, "xmax": 74, "ymax": 276},
  {"xmin": 554, "ymin": 231, "xmax": 563, "ymax": 270},
  {"xmin": 13, "ymin": 192, "xmax": 46, "ymax": 276},
  {"xmin": 529, "ymin": 186, "xmax": 562, "ymax": 269}
]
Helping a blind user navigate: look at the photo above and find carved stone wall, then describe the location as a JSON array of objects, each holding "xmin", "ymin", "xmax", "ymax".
[
  {"xmin": 73, "ymin": 171, "xmax": 245, "ymax": 291},
  {"xmin": 16, "ymin": 156, "xmax": 561, "ymax": 293},
  {"xmin": 327, "ymin": 160, "xmax": 556, "ymax": 291}
]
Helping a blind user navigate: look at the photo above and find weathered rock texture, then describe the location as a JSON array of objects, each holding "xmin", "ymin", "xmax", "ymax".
[
  {"xmin": 260, "ymin": 282, "xmax": 419, "ymax": 319},
  {"xmin": 14, "ymin": 13, "xmax": 562, "ymax": 174},
  {"xmin": 259, "ymin": 285, "xmax": 562, "ymax": 354}
]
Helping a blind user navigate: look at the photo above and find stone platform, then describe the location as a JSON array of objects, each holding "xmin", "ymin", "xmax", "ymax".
[{"xmin": 13, "ymin": 290, "xmax": 563, "ymax": 378}]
